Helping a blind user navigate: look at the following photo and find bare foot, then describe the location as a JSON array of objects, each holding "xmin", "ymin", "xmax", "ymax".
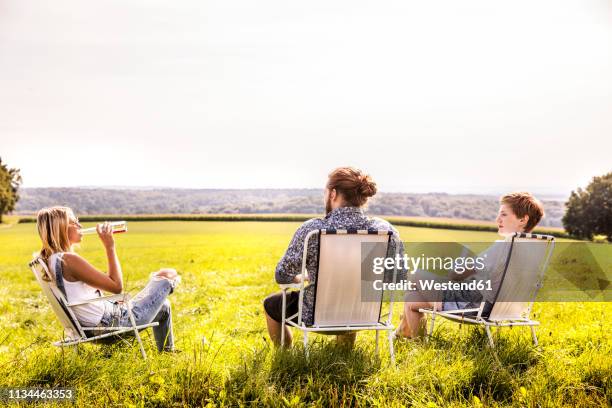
[
  {"xmin": 154, "ymin": 268, "xmax": 178, "ymax": 280},
  {"xmin": 395, "ymin": 315, "xmax": 413, "ymax": 339}
]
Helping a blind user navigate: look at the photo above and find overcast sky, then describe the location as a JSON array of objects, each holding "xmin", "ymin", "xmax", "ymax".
[{"xmin": 1, "ymin": 0, "xmax": 610, "ymax": 196}]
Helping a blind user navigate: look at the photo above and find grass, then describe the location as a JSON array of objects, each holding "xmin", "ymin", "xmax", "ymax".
[{"xmin": 0, "ymin": 221, "xmax": 609, "ymax": 407}]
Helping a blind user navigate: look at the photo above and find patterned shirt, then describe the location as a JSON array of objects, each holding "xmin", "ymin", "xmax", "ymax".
[{"xmin": 275, "ymin": 206, "xmax": 405, "ymax": 325}]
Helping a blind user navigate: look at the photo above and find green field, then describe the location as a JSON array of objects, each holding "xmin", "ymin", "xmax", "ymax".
[
  {"xmin": 14, "ymin": 214, "xmax": 569, "ymax": 238},
  {"xmin": 0, "ymin": 221, "xmax": 609, "ymax": 407}
]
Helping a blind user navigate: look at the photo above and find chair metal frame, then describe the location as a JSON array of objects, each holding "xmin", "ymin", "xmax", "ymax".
[
  {"xmin": 29, "ymin": 257, "xmax": 158, "ymax": 359},
  {"xmin": 279, "ymin": 228, "xmax": 399, "ymax": 363},
  {"xmin": 419, "ymin": 232, "xmax": 555, "ymax": 347}
]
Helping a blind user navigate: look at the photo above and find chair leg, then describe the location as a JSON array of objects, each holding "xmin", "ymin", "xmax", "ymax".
[
  {"xmin": 530, "ymin": 326, "xmax": 538, "ymax": 346},
  {"xmin": 134, "ymin": 330, "xmax": 147, "ymax": 359},
  {"xmin": 484, "ymin": 326, "xmax": 495, "ymax": 348},
  {"xmin": 281, "ymin": 291, "xmax": 286, "ymax": 347},
  {"xmin": 426, "ymin": 313, "xmax": 436, "ymax": 343},
  {"xmin": 62, "ymin": 344, "xmax": 79, "ymax": 358},
  {"xmin": 280, "ymin": 324, "xmax": 285, "ymax": 347},
  {"xmin": 303, "ymin": 331, "xmax": 309, "ymax": 360},
  {"xmin": 147, "ymin": 329, "xmax": 157, "ymax": 349},
  {"xmin": 388, "ymin": 330, "xmax": 395, "ymax": 366},
  {"xmin": 126, "ymin": 304, "xmax": 147, "ymax": 359},
  {"xmin": 375, "ymin": 330, "xmax": 380, "ymax": 356}
]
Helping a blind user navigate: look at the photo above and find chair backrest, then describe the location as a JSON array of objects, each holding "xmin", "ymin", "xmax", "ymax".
[
  {"xmin": 312, "ymin": 229, "xmax": 394, "ymax": 327},
  {"xmin": 488, "ymin": 233, "xmax": 555, "ymax": 321},
  {"xmin": 29, "ymin": 258, "xmax": 84, "ymax": 340}
]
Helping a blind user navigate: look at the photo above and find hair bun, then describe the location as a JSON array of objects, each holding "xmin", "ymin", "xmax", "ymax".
[
  {"xmin": 327, "ymin": 166, "xmax": 378, "ymax": 207},
  {"xmin": 358, "ymin": 174, "xmax": 377, "ymax": 197}
]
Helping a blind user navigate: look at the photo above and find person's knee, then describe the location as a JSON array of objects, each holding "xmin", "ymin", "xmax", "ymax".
[
  {"xmin": 153, "ymin": 270, "xmax": 179, "ymax": 295},
  {"xmin": 405, "ymin": 301, "xmax": 418, "ymax": 312},
  {"xmin": 152, "ymin": 277, "xmax": 174, "ymax": 294},
  {"xmin": 406, "ymin": 301, "xmax": 429, "ymax": 313},
  {"xmin": 263, "ymin": 296, "xmax": 273, "ymax": 316}
]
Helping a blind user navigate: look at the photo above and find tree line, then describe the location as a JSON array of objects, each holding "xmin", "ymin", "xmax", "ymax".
[
  {"xmin": 14, "ymin": 187, "xmax": 566, "ymax": 227},
  {"xmin": 3, "ymin": 156, "xmax": 610, "ymax": 239}
]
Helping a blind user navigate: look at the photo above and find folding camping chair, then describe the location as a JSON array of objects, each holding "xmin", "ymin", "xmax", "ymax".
[
  {"xmin": 29, "ymin": 257, "xmax": 158, "ymax": 359},
  {"xmin": 279, "ymin": 229, "xmax": 399, "ymax": 363},
  {"xmin": 419, "ymin": 232, "xmax": 555, "ymax": 347}
]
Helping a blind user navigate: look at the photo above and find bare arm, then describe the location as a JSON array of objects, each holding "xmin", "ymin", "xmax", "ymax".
[{"xmin": 63, "ymin": 222, "xmax": 123, "ymax": 294}]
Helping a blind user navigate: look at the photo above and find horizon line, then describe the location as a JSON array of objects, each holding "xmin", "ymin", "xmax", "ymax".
[{"xmin": 19, "ymin": 185, "xmax": 571, "ymax": 199}]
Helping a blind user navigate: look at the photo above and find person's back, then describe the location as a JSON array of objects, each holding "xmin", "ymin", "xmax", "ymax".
[
  {"xmin": 275, "ymin": 206, "xmax": 400, "ymax": 326},
  {"xmin": 47, "ymin": 251, "xmax": 111, "ymax": 327},
  {"xmin": 263, "ymin": 167, "xmax": 404, "ymax": 346}
]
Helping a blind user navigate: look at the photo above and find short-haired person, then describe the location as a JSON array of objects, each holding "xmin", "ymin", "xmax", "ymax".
[
  {"xmin": 35, "ymin": 206, "xmax": 180, "ymax": 352},
  {"xmin": 396, "ymin": 192, "xmax": 545, "ymax": 338},
  {"xmin": 263, "ymin": 167, "xmax": 405, "ymax": 347}
]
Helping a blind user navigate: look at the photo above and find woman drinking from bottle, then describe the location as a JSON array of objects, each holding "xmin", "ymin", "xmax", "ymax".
[{"xmin": 35, "ymin": 206, "xmax": 179, "ymax": 352}]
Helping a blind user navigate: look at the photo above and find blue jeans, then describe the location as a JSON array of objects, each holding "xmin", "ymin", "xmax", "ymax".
[{"xmin": 100, "ymin": 278, "xmax": 176, "ymax": 352}]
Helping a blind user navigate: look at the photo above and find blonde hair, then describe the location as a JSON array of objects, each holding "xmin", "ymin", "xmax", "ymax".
[{"xmin": 36, "ymin": 206, "xmax": 76, "ymax": 264}]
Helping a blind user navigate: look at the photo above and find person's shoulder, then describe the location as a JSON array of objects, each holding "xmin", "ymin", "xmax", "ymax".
[
  {"xmin": 369, "ymin": 216, "xmax": 400, "ymax": 234},
  {"xmin": 61, "ymin": 252, "xmax": 79, "ymax": 260},
  {"xmin": 61, "ymin": 252, "xmax": 93, "ymax": 281},
  {"xmin": 299, "ymin": 217, "xmax": 325, "ymax": 230},
  {"xmin": 293, "ymin": 217, "xmax": 325, "ymax": 236},
  {"xmin": 48, "ymin": 251, "xmax": 68, "ymax": 265},
  {"xmin": 61, "ymin": 252, "xmax": 85, "ymax": 267}
]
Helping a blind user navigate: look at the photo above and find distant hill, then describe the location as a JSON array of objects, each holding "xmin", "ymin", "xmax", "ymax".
[{"xmin": 15, "ymin": 188, "xmax": 565, "ymax": 227}]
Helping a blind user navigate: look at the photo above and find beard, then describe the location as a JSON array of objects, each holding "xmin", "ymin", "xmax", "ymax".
[{"xmin": 325, "ymin": 195, "xmax": 332, "ymax": 215}]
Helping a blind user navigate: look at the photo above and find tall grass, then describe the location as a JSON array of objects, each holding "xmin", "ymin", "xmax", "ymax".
[{"xmin": 2, "ymin": 321, "xmax": 608, "ymax": 407}]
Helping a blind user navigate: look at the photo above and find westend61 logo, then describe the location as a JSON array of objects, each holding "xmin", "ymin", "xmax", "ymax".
[
  {"xmin": 369, "ymin": 253, "xmax": 492, "ymax": 293},
  {"xmin": 372, "ymin": 254, "xmax": 487, "ymax": 275}
]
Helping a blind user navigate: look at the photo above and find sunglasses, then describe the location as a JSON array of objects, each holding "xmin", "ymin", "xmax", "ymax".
[{"xmin": 69, "ymin": 219, "xmax": 82, "ymax": 229}]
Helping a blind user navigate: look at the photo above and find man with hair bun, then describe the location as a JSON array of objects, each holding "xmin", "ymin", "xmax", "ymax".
[{"xmin": 263, "ymin": 166, "xmax": 405, "ymax": 347}]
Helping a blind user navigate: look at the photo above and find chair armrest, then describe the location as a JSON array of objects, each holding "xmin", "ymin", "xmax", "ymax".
[
  {"xmin": 440, "ymin": 308, "xmax": 481, "ymax": 314},
  {"xmin": 67, "ymin": 293, "xmax": 130, "ymax": 307},
  {"xmin": 418, "ymin": 307, "xmax": 481, "ymax": 314},
  {"xmin": 278, "ymin": 283, "xmax": 303, "ymax": 290}
]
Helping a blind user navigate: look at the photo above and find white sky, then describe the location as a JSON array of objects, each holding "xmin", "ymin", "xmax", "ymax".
[{"xmin": 1, "ymin": 0, "xmax": 610, "ymax": 196}]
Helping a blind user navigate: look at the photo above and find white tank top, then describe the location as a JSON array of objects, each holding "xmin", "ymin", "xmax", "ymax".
[{"xmin": 48, "ymin": 253, "xmax": 111, "ymax": 326}]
